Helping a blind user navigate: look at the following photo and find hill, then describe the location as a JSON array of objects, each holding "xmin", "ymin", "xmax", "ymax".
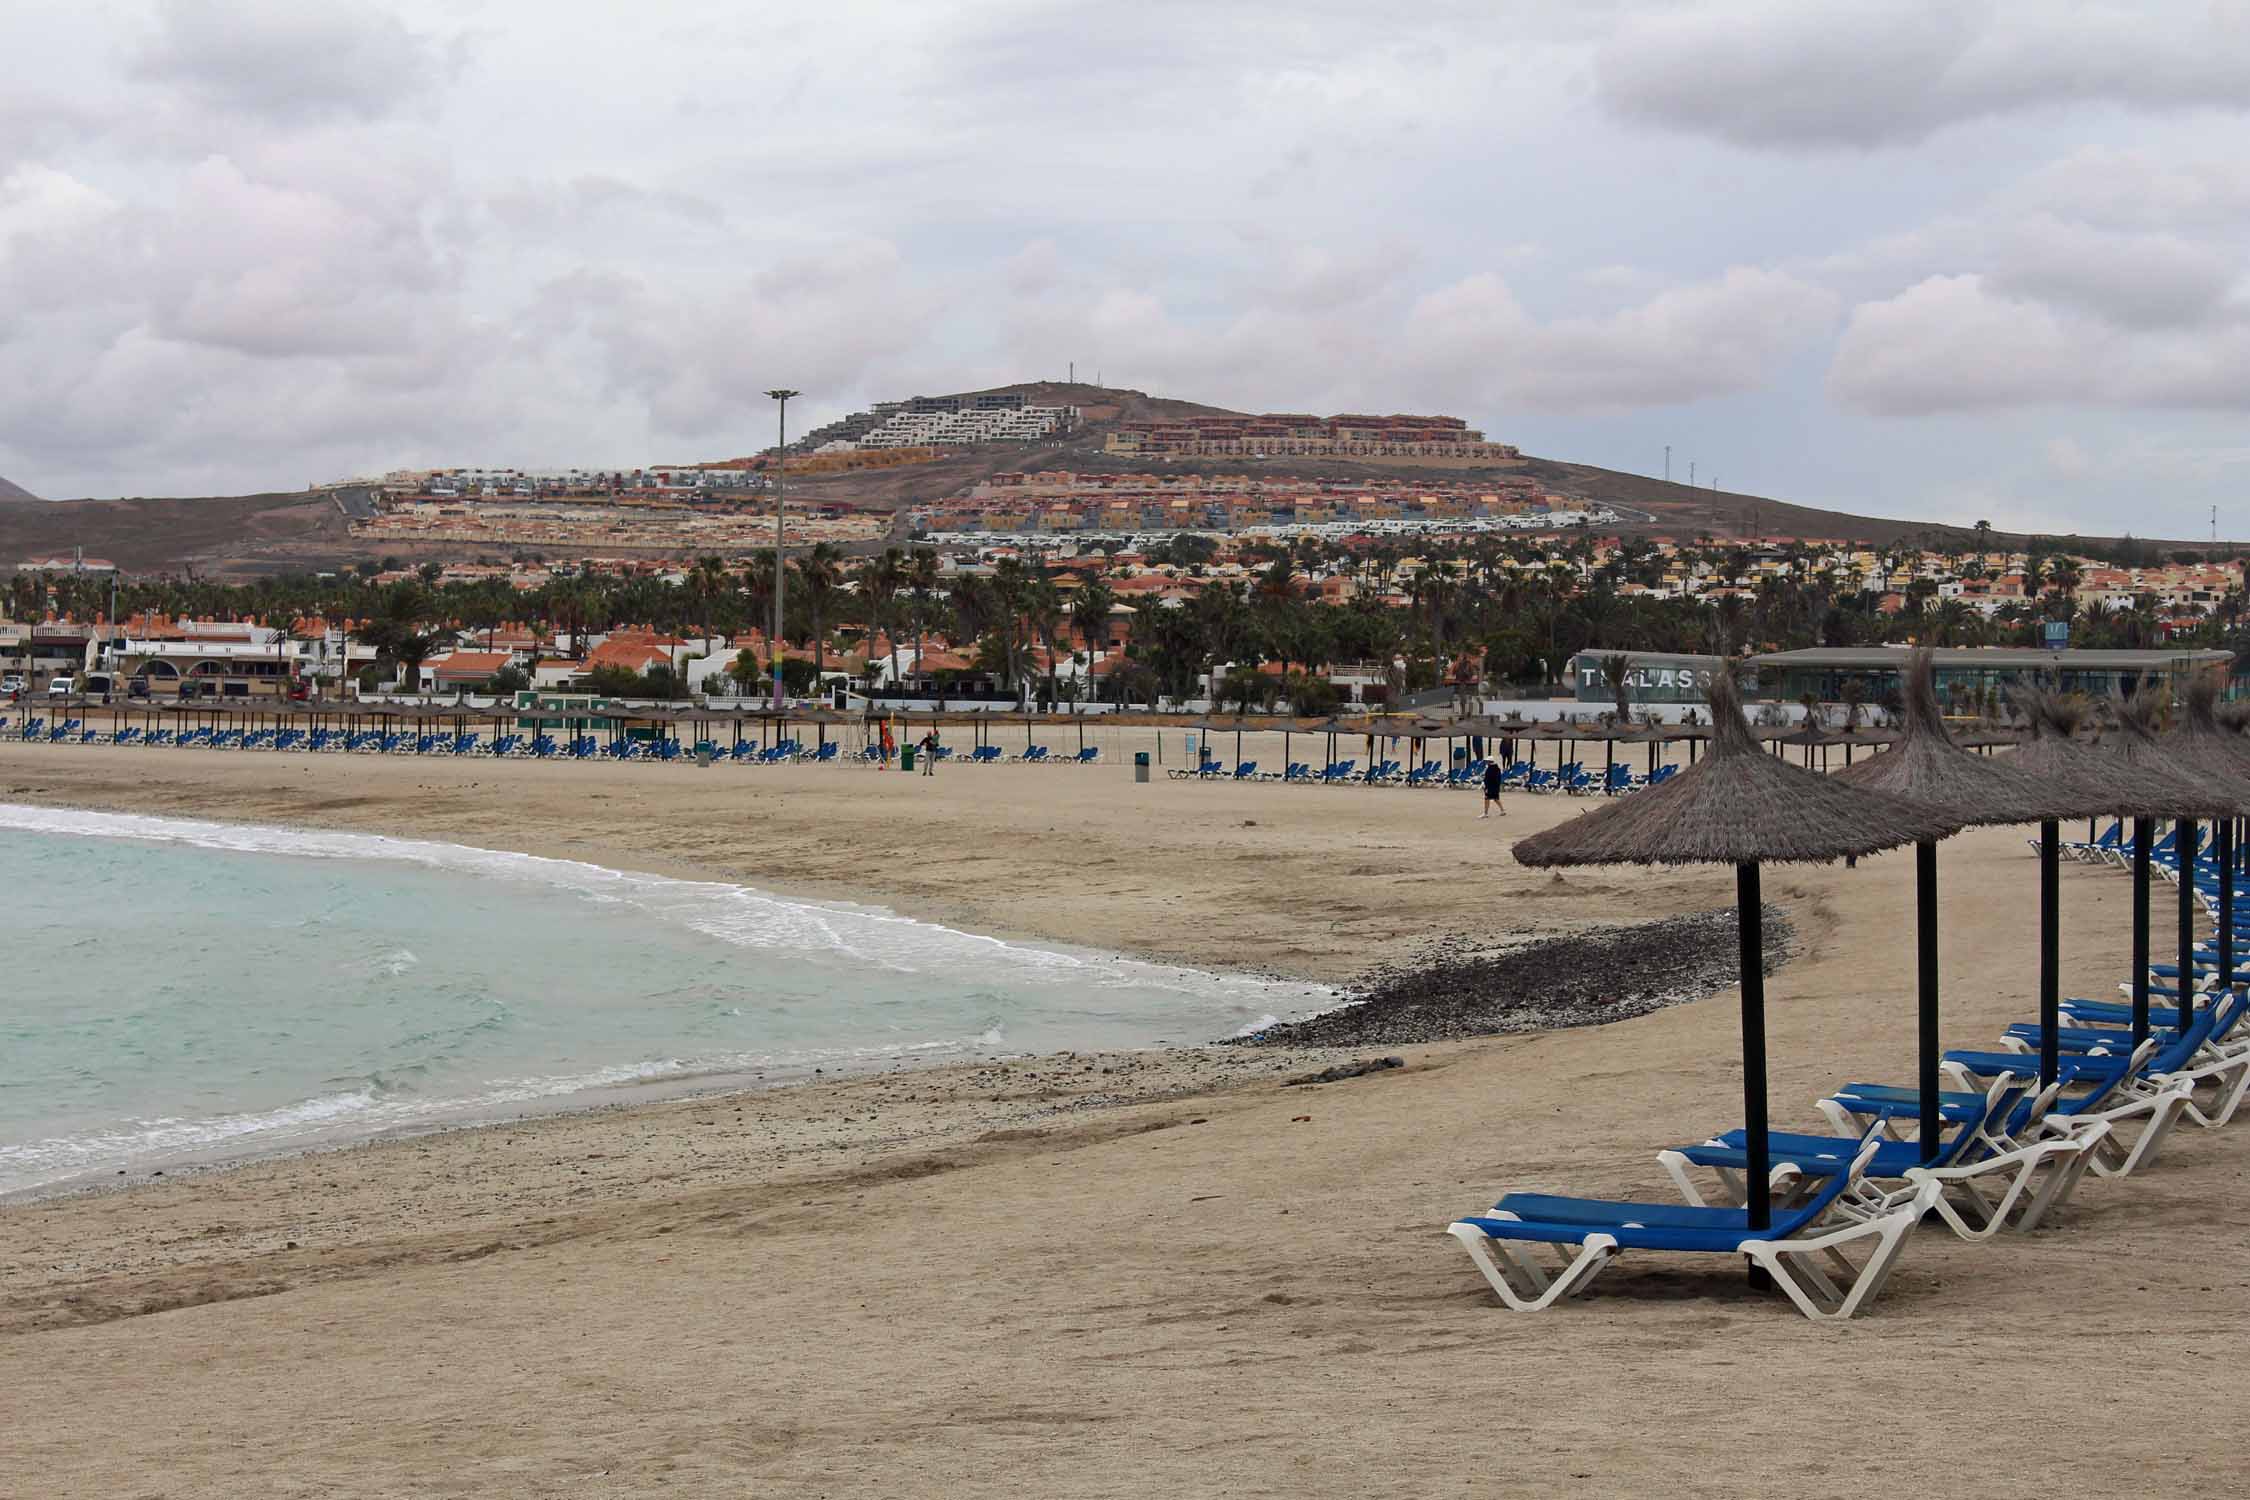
[
  {"xmin": 0, "ymin": 489, "xmax": 350, "ymax": 574},
  {"xmin": 0, "ymin": 475, "xmax": 38, "ymax": 502},
  {"xmin": 781, "ymin": 382, "xmax": 2150, "ymax": 551},
  {"xmin": 4, "ymin": 382, "xmax": 2216, "ymax": 575}
]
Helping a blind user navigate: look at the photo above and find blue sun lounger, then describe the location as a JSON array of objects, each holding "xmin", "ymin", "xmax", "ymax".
[
  {"xmin": 1657, "ymin": 1072, "xmax": 2097, "ymax": 1240},
  {"xmin": 1834, "ymin": 1004, "xmax": 2226, "ymax": 1180},
  {"xmin": 2012, "ymin": 990, "xmax": 2250, "ymax": 1128},
  {"xmin": 1447, "ymin": 1135, "xmax": 1933, "ymax": 1320}
]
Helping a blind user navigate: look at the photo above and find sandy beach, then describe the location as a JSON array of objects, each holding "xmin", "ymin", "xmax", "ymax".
[{"xmin": 2, "ymin": 741, "xmax": 2243, "ymax": 1498}]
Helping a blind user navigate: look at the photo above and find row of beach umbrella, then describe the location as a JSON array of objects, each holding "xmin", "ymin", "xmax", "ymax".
[{"xmin": 1513, "ymin": 650, "xmax": 2250, "ymax": 1267}]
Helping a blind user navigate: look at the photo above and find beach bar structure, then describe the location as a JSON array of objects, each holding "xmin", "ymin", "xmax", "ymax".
[{"xmin": 1747, "ymin": 647, "xmax": 2232, "ymax": 713}]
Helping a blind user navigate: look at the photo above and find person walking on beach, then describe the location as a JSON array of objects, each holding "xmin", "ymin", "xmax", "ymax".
[
  {"xmin": 919, "ymin": 730, "xmax": 938, "ymax": 775},
  {"xmin": 1480, "ymin": 756, "xmax": 1506, "ymax": 819}
]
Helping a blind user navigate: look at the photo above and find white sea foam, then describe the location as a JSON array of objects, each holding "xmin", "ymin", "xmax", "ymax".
[{"xmin": 0, "ymin": 803, "xmax": 1315, "ymax": 1004}]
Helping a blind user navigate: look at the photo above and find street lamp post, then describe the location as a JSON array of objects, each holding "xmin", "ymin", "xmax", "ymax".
[{"xmin": 766, "ymin": 388, "xmax": 799, "ymax": 711}]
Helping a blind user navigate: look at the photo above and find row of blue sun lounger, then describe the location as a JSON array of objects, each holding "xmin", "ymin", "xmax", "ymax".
[
  {"xmin": 944, "ymin": 745, "xmax": 1101, "ymax": 764},
  {"xmin": 1447, "ymin": 965, "xmax": 2250, "ymax": 1319},
  {"xmin": 6, "ymin": 717, "xmax": 1104, "ymax": 767},
  {"xmin": 1165, "ymin": 756, "xmax": 1680, "ymax": 794}
]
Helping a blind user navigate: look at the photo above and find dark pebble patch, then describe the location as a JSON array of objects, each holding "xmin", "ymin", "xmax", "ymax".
[{"xmin": 1236, "ymin": 905, "xmax": 1795, "ymax": 1048}]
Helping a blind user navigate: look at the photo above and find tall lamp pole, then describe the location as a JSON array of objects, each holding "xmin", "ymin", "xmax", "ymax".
[{"xmin": 766, "ymin": 388, "xmax": 799, "ymax": 710}]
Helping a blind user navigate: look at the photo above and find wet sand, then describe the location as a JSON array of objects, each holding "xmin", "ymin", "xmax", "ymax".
[{"xmin": 0, "ymin": 741, "xmax": 2240, "ymax": 1499}]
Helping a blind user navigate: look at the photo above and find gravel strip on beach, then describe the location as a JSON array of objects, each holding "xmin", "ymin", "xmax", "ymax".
[{"xmin": 1236, "ymin": 905, "xmax": 1795, "ymax": 1048}]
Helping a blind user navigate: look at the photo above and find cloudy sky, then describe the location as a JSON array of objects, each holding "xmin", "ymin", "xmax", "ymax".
[{"xmin": 1, "ymin": 1, "xmax": 2246, "ymax": 538}]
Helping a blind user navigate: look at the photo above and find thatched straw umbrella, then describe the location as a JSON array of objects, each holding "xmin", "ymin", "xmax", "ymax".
[
  {"xmin": 1665, "ymin": 720, "xmax": 1713, "ymax": 768},
  {"xmin": 1528, "ymin": 717, "xmax": 1581, "ymax": 781},
  {"xmin": 2101, "ymin": 686, "xmax": 2248, "ymax": 1041},
  {"xmin": 2167, "ymin": 676, "xmax": 2250, "ymax": 994},
  {"xmin": 2007, "ymin": 688, "xmax": 2206, "ymax": 1075},
  {"xmin": 1185, "ymin": 717, "xmax": 1233, "ymax": 771},
  {"xmin": 1834, "ymin": 651, "xmax": 2056, "ymax": 1156},
  {"xmin": 1515, "ymin": 672, "xmax": 1956, "ymax": 1254},
  {"xmin": 1305, "ymin": 713, "xmax": 1354, "ymax": 772}
]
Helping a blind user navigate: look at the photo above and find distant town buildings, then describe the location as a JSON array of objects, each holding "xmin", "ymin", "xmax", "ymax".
[
  {"xmin": 796, "ymin": 391, "xmax": 1079, "ymax": 454},
  {"xmin": 1104, "ymin": 412, "xmax": 1519, "ymax": 461},
  {"xmin": 351, "ymin": 496, "xmax": 881, "ymax": 554},
  {"xmin": 905, "ymin": 470, "xmax": 1596, "ymax": 541}
]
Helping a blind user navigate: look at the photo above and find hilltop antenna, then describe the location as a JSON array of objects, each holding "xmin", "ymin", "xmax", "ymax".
[
  {"xmin": 2214, "ymin": 505, "xmax": 2219, "ymax": 546},
  {"xmin": 1069, "ymin": 361, "xmax": 1075, "ymax": 385},
  {"xmin": 1664, "ymin": 444, "xmax": 1671, "ymax": 483},
  {"xmin": 1689, "ymin": 461, "xmax": 1696, "ymax": 488}
]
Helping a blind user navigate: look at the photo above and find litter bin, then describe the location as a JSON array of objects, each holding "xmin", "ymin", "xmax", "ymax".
[
  {"xmin": 1134, "ymin": 751, "xmax": 1150, "ymax": 783},
  {"xmin": 900, "ymin": 744, "xmax": 916, "ymax": 772},
  {"xmin": 696, "ymin": 746, "xmax": 714, "ymax": 768}
]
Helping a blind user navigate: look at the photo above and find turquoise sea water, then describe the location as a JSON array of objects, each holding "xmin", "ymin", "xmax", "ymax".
[{"xmin": 0, "ymin": 806, "xmax": 1327, "ymax": 1194}]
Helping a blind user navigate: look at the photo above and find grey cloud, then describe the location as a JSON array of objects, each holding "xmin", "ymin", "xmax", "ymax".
[
  {"xmin": 1983, "ymin": 216, "xmax": 2239, "ymax": 329},
  {"xmin": 998, "ymin": 254, "xmax": 1834, "ymax": 417},
  {"xmin": 486, "ymin": 175, "xmax": 727, "ymax": 235},
  {"xmin": 131, "ymin": 0, "xmax": 443, "ymax": 124},
  {"xmin": 1598, "ymin": 0, "xmax": 2250, "ymax": 148},
  {"xmin": 1404, "ymin": 267, "xmax": 1839, "ymax": 409},
  {"xmin": 1828, "ymin": 273, "xmax": 2250, "ymax": 415}
]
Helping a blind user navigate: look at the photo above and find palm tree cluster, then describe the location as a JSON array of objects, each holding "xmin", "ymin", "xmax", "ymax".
[{"xmin": 18, "ymin": 529, "xmax": 2250, "ymax": 707}]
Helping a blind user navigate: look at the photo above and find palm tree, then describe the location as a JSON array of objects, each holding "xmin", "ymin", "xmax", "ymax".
[
  {"xmin": 862, "ymin": 547, "xmax": 906, "ymax": 684},
  {"xmin": 1069, "ymin": 578, "xmax": 1115, "ymax": 700},
  {"xmin": 1840, "ymin": 676, "xmax": 1868, "ymax": 732},
  {"xmin": 906, "ymin": 548, "xmax": 940, "ymax": 684},
  {"xmin": 1026, "ymin": 577, "xmax": 1065, "ymax": 710},
  {"xmin": 794, "ymin": 543, "xmax": 845, "ymax": 699},
  {"xmin": 724, "ymin": 647, "xmax": 761, "ymax": 699},
  {"xmin": 1600, "ymin": 651, "xmax": 1633, "ymax": 726}
]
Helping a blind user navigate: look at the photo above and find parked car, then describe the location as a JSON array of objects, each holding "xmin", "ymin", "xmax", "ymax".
[
  {"xmin": 0, "ymin": 673, "xmax": 23, "ymax": 694},
  {"xmin": 47, "ymin": 675, "xmax": 76, "ymax": 698},
  {"xmin": 127, "ymin": 677, "xmax": 150, "ymax": 699}
]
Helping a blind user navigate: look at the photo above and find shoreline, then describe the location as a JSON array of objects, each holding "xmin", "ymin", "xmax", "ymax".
[{"xmin": 0, "ymin": 794, "xmax": 1350, "ymax": 1205}]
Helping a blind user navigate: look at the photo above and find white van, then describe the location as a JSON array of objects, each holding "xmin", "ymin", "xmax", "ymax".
[{"xmin": 47, "ymin": 675, "xmax": 76, "ymax": 697}]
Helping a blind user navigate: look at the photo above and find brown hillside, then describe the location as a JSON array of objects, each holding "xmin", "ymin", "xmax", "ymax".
[
  {"xmin": 10, "ymin": 382, "xmax": 2222, "ymax": 575},
  {"xmin": 0, "ymin": 490, "xmax": 348, "ymax": 574}
]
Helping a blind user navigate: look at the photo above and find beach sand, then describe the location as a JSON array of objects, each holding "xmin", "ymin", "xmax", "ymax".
[{"xmin": 1, "ymin": 741, "xmax": 2240, "ymax": 1498}]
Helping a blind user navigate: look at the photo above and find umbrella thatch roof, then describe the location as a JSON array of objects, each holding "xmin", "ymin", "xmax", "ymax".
[
  {"xmin": 1513, "ymin": 672, "xmax": 1958, "ymax": 867},
  {"xmin": 2001, "ymin": 688, "xmax": 2188, "ymax": 818},
  {"xmin": 1832, "ymin": 649, "xmax": 2055, "ymax": 826},
  {"xmin": 2216, "ymin": 700, "xmax": 2250, "ymax": 737},
  {"xmin": 2167, "ymin": 674, "xmax": 2250, "ymax": 788},
  {"xmin": 2100, "ymin": 687, "xmax": 2246, "ymax": 818},
  {"xmin": 1774, "ymin": 721, "xmax": 1841, "ymax": 748}
]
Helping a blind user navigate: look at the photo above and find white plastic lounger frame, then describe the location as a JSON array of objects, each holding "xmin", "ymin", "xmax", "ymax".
[
  {"xmin": 1446, "ymin": 1181, "xmax": 1937, "ymax": 1323},
  {"xmin": 1958, "ymin": 1068, "xmax": 2197, "ymax": 1179},
  {"xmin": 1656, "ymin": 1119, "xmax": 2106, "ymax": 1243}
]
